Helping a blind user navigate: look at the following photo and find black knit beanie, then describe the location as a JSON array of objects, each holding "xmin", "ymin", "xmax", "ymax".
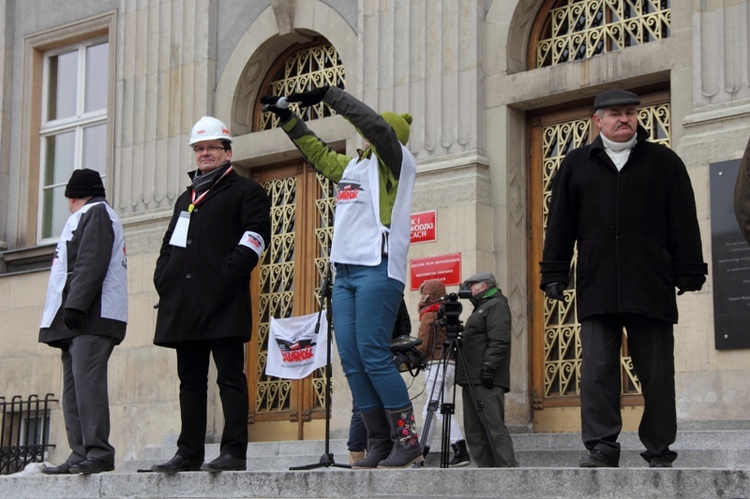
[{"xmin": 65, "ymin": 169, "xmax": 105, "ymax": 198}]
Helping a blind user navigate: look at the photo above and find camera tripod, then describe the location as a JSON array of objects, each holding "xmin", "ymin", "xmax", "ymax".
[{"xmin": 421, "ymin": 318, "xmax": 500, "ymax": 468}]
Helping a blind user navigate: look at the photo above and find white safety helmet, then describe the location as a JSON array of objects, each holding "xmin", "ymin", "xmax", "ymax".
[{"xmin": 188, "ymin": 116, "xmax": 232, "ymax": 146}]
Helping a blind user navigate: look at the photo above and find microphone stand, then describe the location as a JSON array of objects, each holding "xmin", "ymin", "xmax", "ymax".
[{"xmin": 290, "ymin": 263, "xmax": 350, "ymax": 470}]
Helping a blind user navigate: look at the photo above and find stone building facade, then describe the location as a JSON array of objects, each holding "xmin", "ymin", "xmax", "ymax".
[{"xmin": 1, "ymin": 0, "xmax": 749, "ymax": 467}]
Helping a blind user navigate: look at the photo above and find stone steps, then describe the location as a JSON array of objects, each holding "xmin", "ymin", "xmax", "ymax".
[
  {"xmin": 4, "ymin": 467, "xmax": 750, "ymax": 498},
  {"xmin": 120, "ymin": 429, "xmax": 750, "ymax": 472},
  {"xmin": 3, "ymin": 429, "xmax": 750, "ymax": 498}
]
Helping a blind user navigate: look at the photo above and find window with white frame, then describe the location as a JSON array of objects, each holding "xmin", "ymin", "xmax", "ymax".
[{"xmin": 39, "ymin": 39, "xmax": 108, "ymax": 242}]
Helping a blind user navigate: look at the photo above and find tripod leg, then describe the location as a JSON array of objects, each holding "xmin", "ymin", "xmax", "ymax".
[
  {"xmin": 438, "ymin": 353, "xmax": 453, "ymax": 469},
  {"xmin": 421, "ymin": 359, "xmax": 443, "ymax": 456}
]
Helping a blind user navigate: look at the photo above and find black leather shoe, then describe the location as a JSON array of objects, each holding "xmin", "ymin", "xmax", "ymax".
[
  {"xmin": 68, "ymin": 457, "xmax": 115, "ymax": 474},
  {"xmin": 151, "ymin": 454, "xmax": 203, "ymax": 473},
  {"xmin": 579, "ymin": 450, "xmax": 618, "ymax": 468},
  {"xmin": 649, "ymin": 456, "xmax": 674, "ymax": 468},
  {"xmin": 202, "ymin": 453, "xmax": 246, "ymax": 472},
  {"xmin": 42, "ymin": 462, "xmax": 74, "ymax": 475}
]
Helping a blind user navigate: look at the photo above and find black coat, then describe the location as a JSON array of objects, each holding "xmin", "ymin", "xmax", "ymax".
[
  {"xmin": 153, "ymin": 169, "xmax": 271, "ymax": 346},
  {"xmin": 540, "ymin": 127, "xmax": 707, "ymax": 323}
]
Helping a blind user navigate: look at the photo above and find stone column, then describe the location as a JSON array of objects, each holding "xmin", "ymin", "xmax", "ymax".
[
  {"xmin": 694, "ymin": 0, "xmax": 750, "ymax": 108},
  {"xmin": 115, "ymin": 0, "xmax": 218, "ymax": 215},
  {"xmin": 359, "ymin": 0, "xmax": 484, "ymax": 160}
]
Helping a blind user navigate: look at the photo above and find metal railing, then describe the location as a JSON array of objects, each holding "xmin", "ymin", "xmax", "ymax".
[{"xmin": 0, "ymin": 393, "xmax": 57, "ymax": 474}]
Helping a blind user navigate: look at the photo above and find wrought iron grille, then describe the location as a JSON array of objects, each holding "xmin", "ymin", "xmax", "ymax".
[
  {"xmin": 535, "ymin": 0, "xmax": 671, "ymax": 68},
  {"xmin": 0, "ymin": 394, "xmax": 57, "ymax": 475},
  {"xmin": 541, "ymin": 101, "xmax": 671, "ymax": 398},
  {"xmin": 542, "ymin": 118, "xmax": 589, "ymax": 397},
  {"xmin": 256, "ymin": 176, "xmax": 297, "ymax": 413},
  {"xmin": 257, "ymin": 43, "xmax": 346, "ymax": 131},
  {"xmin": 311, "ymin": 173, "xmax": 336, "ymax": 409},
  {"xmin": 255, "ymin": 171, "xmax": 335, "ymax": 415}
]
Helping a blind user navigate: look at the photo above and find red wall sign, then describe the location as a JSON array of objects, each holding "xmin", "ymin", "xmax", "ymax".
[
  {"xmin": 410, "ymin": 210, "xmax": 437, "ymax": 244},
  {"xmin": 409, "ymin": 252, "xmax": 462, "ymax": 291}
]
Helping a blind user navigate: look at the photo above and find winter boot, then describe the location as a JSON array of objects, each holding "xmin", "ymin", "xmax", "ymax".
[
  {"xmin": 351, "ymin": 409, "xmax": 392, "ymax": 468},
  {"xmin": 377, "ymin": 404, "xmax": 425, "ymax": 468},
  {"xmin": 448, "ymin": 440, "xmax": 471, "ymax": 467}
]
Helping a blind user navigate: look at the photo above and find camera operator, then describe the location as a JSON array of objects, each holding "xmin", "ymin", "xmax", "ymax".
[
  {"xmin": 455, "ymin": 272, "xmax": 518, "ymax": 468},
  {"xmin": 416, "ymin": 280, "xmax": 470, "ymax": 467}
]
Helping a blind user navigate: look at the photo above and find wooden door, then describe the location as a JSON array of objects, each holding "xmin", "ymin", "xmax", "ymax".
[
  {"xmin": 246, "ymin": 160, "xmax": 335, "ymax": 441},
  {"xmin": 528, "ymin": 90, "xmax": 670, "ymax": 431}
]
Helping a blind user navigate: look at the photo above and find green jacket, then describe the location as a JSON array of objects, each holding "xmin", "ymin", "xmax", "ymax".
[
  {"xmin": 280, "ymin": 86, "xmax": 404, "ymax": 226},
  {"xmin": 455, "ymin": 287, "xmax": 512, "ymax": 392}
]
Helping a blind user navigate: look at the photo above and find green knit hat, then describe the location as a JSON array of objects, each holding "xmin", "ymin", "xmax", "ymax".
[{"xmin": 381, "ymin": 112, "xmax": 413, "ymax": 145}]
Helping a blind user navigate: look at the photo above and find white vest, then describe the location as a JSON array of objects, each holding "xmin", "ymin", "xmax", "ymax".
[
  {"xmin": 330, "ymin": 146, "xmax": 416, "ymax": 284},
  {"xmin": 41, "ymin": 202, "xmax": 128, "ymax": 327}
]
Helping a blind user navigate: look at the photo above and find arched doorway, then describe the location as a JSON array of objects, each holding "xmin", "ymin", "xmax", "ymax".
[
  {"xmin": 525, "ymin": 0, "xmax": 673, "ymax": 431},
  {"xmin": 241, "ymin": 39, "xmax": 345, "ymax": 441}
]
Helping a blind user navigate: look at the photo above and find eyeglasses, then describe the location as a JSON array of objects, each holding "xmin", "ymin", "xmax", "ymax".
[{"xmin": 192, "ymin": 145, "xmax": 226, "ymax": 153}]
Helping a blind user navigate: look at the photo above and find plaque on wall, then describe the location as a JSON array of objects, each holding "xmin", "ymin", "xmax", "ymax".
[{"xmin": 710, "ymin": 159, "xmax": 750, "ymax": 349}]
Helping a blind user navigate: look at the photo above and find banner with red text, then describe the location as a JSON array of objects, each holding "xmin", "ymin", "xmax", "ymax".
[
  {"xmin": 266, "ymin": 311, "xmax": 328, "ymax": 379},
  {"xmin": 409, "ymin": 252, "xmax": 462, "ymax": 291},
  {"xmin": 410, "ymin": 210, "xmax": 437, "ymax": 244}
]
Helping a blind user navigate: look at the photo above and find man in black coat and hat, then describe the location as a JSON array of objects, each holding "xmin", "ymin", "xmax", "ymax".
[{"xmin": 540, "ymin": 89, "xmax": 707, "ymax": 468}]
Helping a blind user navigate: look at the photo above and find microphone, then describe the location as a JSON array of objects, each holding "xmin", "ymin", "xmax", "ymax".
[{"xmin": 261, "ymin": 96, "xmax": 290, "ymax": 111}]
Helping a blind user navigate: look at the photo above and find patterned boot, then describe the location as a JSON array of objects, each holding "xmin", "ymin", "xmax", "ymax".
[
  {"xmin": 377, "ymin": 404, "xmax": 425, "ymax": 468},
  {"xmin": 351, "ymin": 409, "xmax": 392, "ymax": 469}
]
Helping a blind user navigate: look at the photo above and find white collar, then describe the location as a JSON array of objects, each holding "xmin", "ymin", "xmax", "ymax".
[{"xmin": 600, "ymin": 132, "xmax": 636, "ymax": 152}]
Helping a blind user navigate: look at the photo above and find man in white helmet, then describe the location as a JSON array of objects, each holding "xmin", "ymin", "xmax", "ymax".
[{"xmin": 151, "ymin": 116, "xmax": 271, "ymax": 473}]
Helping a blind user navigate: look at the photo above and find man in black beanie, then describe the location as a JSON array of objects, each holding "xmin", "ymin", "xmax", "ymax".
[{"xmin": 39, "ymin": 168, "xmax": 128, "ymax": 475}]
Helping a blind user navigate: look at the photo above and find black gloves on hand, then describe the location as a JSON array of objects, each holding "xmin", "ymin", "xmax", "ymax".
[
  {"xmin": 544, "ymin": 282, "xmax": 566, "ymax": 302},
  {"xmin": 676, "ymin": 273, "xmax": 706, "ymax": 295},
  {"xmin": 677, "ymin": 285, "xmax": 701, "ymax": 296},
  {"xmin": 259, "ymin": 95, "xmax": 291, "ymax": 121},
  {"xmin": 260, "ymin": 86, "xmax": 330, "ymax": 121},
  {"xmin": 63, "ymin": 308, "xmax": 85, "ymax": 330},
  {"xmin": 480, "ymin": 364, "xmax": 495, "ymax": 389},
  {"xmin": 286, "ymin": 86, "xmax": 329, "ymax": 107}
]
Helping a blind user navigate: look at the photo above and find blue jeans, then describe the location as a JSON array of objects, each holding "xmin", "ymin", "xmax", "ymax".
[
  {"xmin": 332, "ymin": 260, "xmax": 409, "ymax": 412},
  {"xmin": 347, "ymin": 400, "xmax": 367, "ymax": 451}
]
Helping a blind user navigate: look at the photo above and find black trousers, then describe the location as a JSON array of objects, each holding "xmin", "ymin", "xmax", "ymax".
[
  {"xmin": 580, "ymin": 313, "xmax": 677, "ymax": 464},
  {"xmin": 175, "ymin": 338, "xmax": 248, "ymax": 461},
  {"xmin": 61, "ymin": 335, "xmax": 117, "ymax": 464}
]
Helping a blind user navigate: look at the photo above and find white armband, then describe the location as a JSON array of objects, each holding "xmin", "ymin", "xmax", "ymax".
[{"xmin": 238, "ymin": 231, "xmax": 266, "ymax": 257}]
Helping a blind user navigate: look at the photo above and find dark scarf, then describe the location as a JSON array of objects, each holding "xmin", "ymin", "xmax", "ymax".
[{"xmin": 191, "ymin": 161, "xmax": 232, "ymax": 195}]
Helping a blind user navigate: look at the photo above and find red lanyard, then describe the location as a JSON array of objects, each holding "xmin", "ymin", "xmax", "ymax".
[{"xmin": 188, "ymin": 166, "xmax": 233, "ymax": 212}]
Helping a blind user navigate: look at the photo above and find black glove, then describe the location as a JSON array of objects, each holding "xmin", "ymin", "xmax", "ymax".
[
  {"xmin": 480, "ymin": 364, "xmax": 494, "ymax": 389},
  {"xmin": 63, "ymin": 308, "xmax": 85, "ymax": 330},
  {"xmin": 259, "ymin": 95, "xmax": 291, "ymax": 121},
  {"xmin": 286, "ymin": 86, "xmax": 330, "ymax": 107},
  {"xmin": 544, "ymin": 282, "xmax": 566, "ymax": 302},
  {"xmin": 676, "ymin": 273, "xmax": 706, "ymax": 295},
  {"xmin": 677, "ymin": 285, "xmax": 701, "ymax": 296}
]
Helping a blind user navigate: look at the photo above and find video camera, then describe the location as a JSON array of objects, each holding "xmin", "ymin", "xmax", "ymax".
[{"xmin": 437, "ymin": 287, "xmax": 473, "ymax": 336}]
